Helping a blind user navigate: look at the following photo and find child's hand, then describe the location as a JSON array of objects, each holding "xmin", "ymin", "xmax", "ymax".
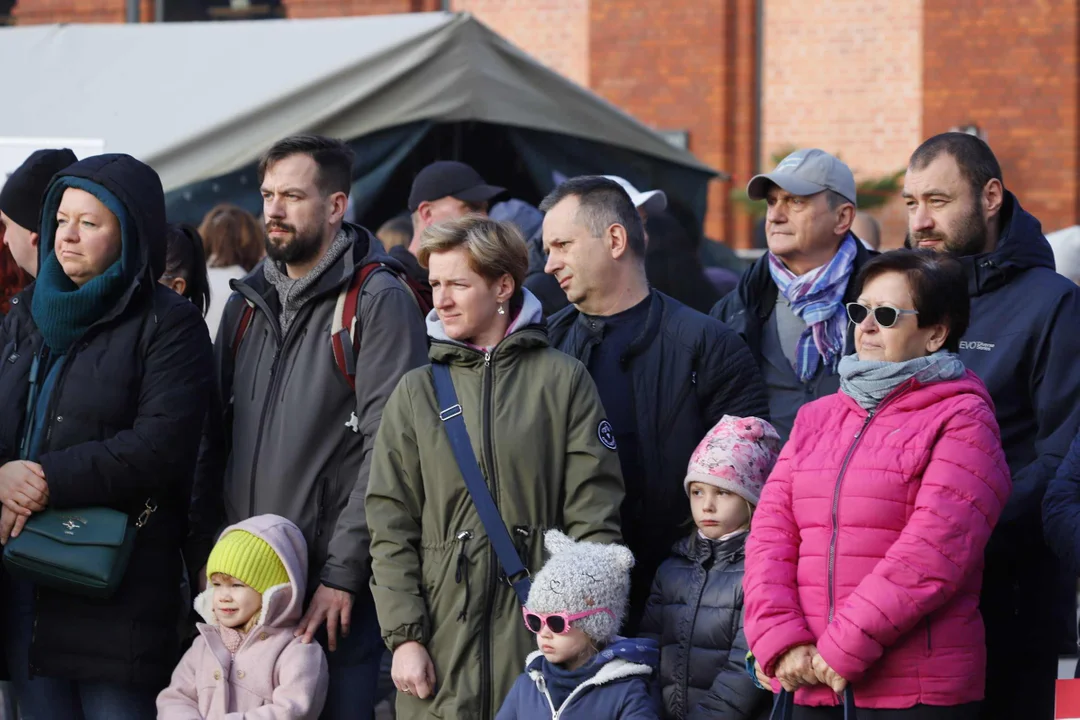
[
  {"xmin": 811, "ymin": 652, "xmax": 848, "ymax": 695},
  {"xmin": 753, "ymin": 657, "xmax": 772, "ymax": 691},
  {"xmin": 392, "ymin": 641, "xmax": 437, "ymax": 700}
]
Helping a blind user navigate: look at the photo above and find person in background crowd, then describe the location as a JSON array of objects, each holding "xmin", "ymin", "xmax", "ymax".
[
  {"xmin": 745, "ymin": 250, "xmax": 1009, "ymax": 720},
  {"xmin": 160, "ymin": 223, "xmax": 211, "ymax": 319},
  {"xmin": 603, "ymin": 175, "xmax": 667, "ymax": 246},
  {"xmin": 490, "ymin": 198, "xmax": 568, "ymax": 317},
  {"xmin": 851, "ymin": 214, "xmax": 882, "ymax": 251},
  {"xmin": 399, "ymin": 161, "xmax": 505, "ymax": 294},
  {"xmin": 640, "ymin": 415, "xmax": 778, "ymax": 720},
  {"xmin": 541, "ymin": 176, "xmax": 767, "ymax": 634},
  {"xmin": 0, "ymin": 153, "xmax": 213, "ymax": 718},
  {"xmin": 192, "ymin": 135, "xmax": 429, "ymax": 720},
  {"xmin": 0, "ymin": 246, "xmax": 30, "ymax": 315},
  {"xmin": 900, "ymin": 132, "xmax": 1080, "ymax": 720},
  {"xmin": 157, "ymin": 515, "xmax": 329, "ymax": 719},
  {"xmin": 198, "ymin": 203, "xmax": 265, "ymax": 339},
  {"xmin": 710, "ymin": 149, "xmax": 876, "ymax": 442},
  {"xmin": 367, "ymin": 216, "xmax": 624, "ymax": 720},
  {"xmin": 0, "ymin": 148, "xmax": 78, "ymax": 279},
  {"xmin": 496, "ymin": 531, "xmax": 658, "ymax": 720},
  {"xmin": 644, "ymin": 211, "xmax": 723, "ymax": 313},
  {"xmin": 376, "ymin": 213, "xmax": 413, "ymax": 252}
]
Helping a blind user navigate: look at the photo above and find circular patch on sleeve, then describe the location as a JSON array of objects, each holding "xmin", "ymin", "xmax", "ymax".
[{"xmin": 597, "ymin": 420, "xmax": 617, "ymax": 450}]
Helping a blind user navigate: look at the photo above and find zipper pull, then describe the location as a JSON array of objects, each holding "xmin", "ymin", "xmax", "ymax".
[
  {"xmin": 484, "ymin": 351, "xmax": 491, "ymax": 367},
  {"xmin": 691, "ymin": 371, "xmax": 697, "ymax": 385},
  {"xmin": 854, "ymin": 411, "xmax": 874, "ymax": 439}
]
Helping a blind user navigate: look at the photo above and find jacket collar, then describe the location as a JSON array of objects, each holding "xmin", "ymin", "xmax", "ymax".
[
  {"xmin": 740, "ymin": 237, "xmax": 876, "ymax": 321},
  {"xmin": 570, "ymin": 289, "xmax": 664, "ymax": 364},
  {"xmin": 524, "ymin": 650, "xmax": 654, "ymax": 688},
  {"xmin": 958, "ymin": 192, "xmax": 1055, "ymax": 297},
  {"xmin": 674, "ymin": 530, "xmax": 747, "ymax": 564}
]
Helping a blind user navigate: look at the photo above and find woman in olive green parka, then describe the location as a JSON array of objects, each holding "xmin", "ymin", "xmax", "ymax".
[{"xmin": 366, "ymin": 217, "xmax": 625, "ymax": 720}]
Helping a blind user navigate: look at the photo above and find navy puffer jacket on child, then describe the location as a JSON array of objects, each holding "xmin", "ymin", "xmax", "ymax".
[{"xmin": 640, "ymin": 531, "xmax": 769, "ymax": 720}]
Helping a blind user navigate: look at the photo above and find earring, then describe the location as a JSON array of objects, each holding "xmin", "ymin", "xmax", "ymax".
[{"xmin": 497, "ymin": 305, "xmax": 506, "ymax": 316}]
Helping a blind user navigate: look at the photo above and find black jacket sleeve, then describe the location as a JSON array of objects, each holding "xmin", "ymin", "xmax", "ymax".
[
  {"xmin": 41, "ymin": 301, "xmax": 213, "ymax": 509},
  {"xmin": 186, "ymin": 294, "xmax": 244, "ymax": 573},
  {"xmin": 701, "ymin": 325, "xmax": 769, "ymax": 426},
  {"xmin": 1044, "ymin": 429, "xmax": 1080, "ymax": 574}
]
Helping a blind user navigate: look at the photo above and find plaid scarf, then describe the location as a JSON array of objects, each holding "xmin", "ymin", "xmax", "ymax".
[{"xmin": 768, "ymin": 234, "xmax": 857, "ymax": 381}]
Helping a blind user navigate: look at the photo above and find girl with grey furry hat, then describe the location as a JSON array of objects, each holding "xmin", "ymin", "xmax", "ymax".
[{"xmin": 495, "ymin": 530, "xmax": 660, "ymax": 719}]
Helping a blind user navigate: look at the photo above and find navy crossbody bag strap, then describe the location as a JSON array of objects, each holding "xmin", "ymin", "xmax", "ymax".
[
  {"xmin": 771, "ymin": 689, "xmax": 856, "ymax": 720},
  {"xmin": 431, "ymin": 362, "xmax": 531, "ymax": 605}
]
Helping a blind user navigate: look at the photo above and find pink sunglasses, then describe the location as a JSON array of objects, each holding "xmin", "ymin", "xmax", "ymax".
[{"xmin": 522, "ymin": 606, "xmax": 615, "ymax": 635}]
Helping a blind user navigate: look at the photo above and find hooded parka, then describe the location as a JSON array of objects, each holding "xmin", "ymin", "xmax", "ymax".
[
  {"xmin": 366, "ymin": 290, "xmax": 625, "ymax": 720},
  {"xmin": 0, "ymin": 154, "xmax": 213, "ymax": 686}
]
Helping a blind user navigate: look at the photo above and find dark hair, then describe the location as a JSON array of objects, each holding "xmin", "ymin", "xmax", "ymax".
[
  {"xmin": 257, "ymin": 134, "xmax": 355, "ymax": 198},
  {"xmin": 644, "ymin": 211, "xmax": 719, "ymax": 313},
  {"xmin": 538, "ymin": 176, "xmax": 646, "ymax": 258},
  {"xmin": 854, "ymin": 248, "xmax": 969, "ymax": 353},
  {"xmin": 162, "ymin": 223, "xmax": 211, "ymax": 317},
  {"xmin": 199, "ymin": 203, "xmax": 265, "ymax": 272},
  {"xmin": 909, "ymin": 132, "xmax": 1003, "ymax": 198}
]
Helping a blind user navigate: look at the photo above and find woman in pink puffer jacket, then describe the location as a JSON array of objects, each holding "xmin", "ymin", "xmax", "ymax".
[{"xmin": 744, "ymin": 250, "xmax": 1011, "ymax": 720}]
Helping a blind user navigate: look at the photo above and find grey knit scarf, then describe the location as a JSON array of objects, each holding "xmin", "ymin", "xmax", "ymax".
[
  {"xmin": 263, "ymin": 227, "xmax": 351, "ymax": 334},
  {"xmin": 838, "ymin": 350, "xmax": 965, "ymax": 411}
]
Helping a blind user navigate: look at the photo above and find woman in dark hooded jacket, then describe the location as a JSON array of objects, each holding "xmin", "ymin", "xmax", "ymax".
[{"xmin": 0, "ymin": 154, "xmax": 213, "ymax": 719}]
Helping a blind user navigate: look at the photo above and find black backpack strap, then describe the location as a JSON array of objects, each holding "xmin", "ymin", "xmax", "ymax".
[{"xmin": 430, "ymin": 362, "xmax": 531, "ymax": 605}]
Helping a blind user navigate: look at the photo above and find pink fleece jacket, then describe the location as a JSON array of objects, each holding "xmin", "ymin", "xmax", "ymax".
[
  {"xmin": 157, "ymin": 514, "xmax": 329, "ymax": 719},
  {"xmin": 744, "ymin": 371, "xmax": 1010, "ymax": 709}
]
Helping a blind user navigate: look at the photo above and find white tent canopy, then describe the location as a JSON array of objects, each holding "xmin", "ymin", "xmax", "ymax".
[{"xmin": 0, "ymin": 13, "xmax": 714, "ymax": 192}]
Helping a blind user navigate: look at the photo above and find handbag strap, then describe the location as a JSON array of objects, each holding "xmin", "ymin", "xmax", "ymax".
[
  {"xmin": 771, "ymin": 689, "xmax": 856, "ymax": 720},
  {"xmin": 431, "ymin": 362, "xmax": 531, "ymax": 605}
]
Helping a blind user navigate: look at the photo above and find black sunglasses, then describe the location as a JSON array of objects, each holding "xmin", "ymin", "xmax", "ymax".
[{"xmin": 845, "ymin": 302, "xmax": 919, "ymax": 328}]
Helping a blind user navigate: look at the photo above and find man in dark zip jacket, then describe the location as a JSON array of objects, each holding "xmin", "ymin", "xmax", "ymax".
[
  {"xmin": 710, "ymin": 149, "xmax": 875, "ymax": 443},
  {"xmin": 904, "ymin": 132, "xmax": 1080, "ymax": 720},
  {"xmin": 540, "ymin": 176, "xmax": 768, "ymax": 634},
  {"xmin": 191, "ymin": 135, "xmax": 429, "ymax": 719}
]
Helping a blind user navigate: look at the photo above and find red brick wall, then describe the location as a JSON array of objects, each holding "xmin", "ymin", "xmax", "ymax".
[
  {"xmin": 923, "ymin": 0, "xmax": 1079, "ymax": 234},
  {"xmin": 587, "ymin": 0, "xmax": 758, "ymax": 247},
  {"xmin": 283, "ymin": 0, "xmax": 435, "ymax": 19},
  {"xmin": 452, "ymin": 0, "xmax": 589, "ymax": 87},
  {"xmin": 762, "ymin": 0, "xmax": 922, "ymax": 249},
  {"xmin": 13, "ymin": 0, "xmax": 125, "ymax": 23}
]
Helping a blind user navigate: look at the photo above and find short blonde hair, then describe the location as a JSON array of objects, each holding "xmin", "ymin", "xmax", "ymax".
[{"xmin": 418, "ymin": 216, "xmax": 528, "ymax": 293}]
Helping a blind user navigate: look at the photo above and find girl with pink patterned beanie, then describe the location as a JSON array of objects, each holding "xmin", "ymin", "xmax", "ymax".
[{"xmin": 639, "ymin": 415, "xmax": 781, "ymax": 720}]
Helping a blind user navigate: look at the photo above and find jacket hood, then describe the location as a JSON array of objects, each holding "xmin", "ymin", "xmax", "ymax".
[
  {"xmin": 38, "ymin": 154, "xmax": 166, "ymax": 285},
  {"xmin": 962, "ymin": 192, "xmax": 1055, "ymax": 296},
  {"xmin": 194, "ymin": 514, "xmax": 309, "ymax": 629},
  {"xmin": 426, "ymin": 287, "xmax": 545, "ymax": 347},
  {"xmin": 525, "ymin": 637, "xmax": 659, "ymax": 679}
]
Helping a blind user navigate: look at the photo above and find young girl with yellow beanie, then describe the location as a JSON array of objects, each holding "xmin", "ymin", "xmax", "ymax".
[{"xmin": 157, "ymin": 515, "xmax": 329, "ymax": 719}]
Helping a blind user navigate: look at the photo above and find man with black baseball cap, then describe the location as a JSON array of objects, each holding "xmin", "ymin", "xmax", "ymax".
[
  {"xmin": 393, "ymin": 161, "xmax": 504, "ymax": 286},
  {"xmin": 710, "ymin": 148, "xmax": 875, "ymax": 441},
  {"xmin": 0, "ymin": 148, "xmax": 78, "ymax": 278}
]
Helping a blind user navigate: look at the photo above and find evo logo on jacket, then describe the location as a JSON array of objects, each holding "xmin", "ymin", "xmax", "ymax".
[{"xmin": 959, "ymin": 341, "xmax": 995, "ymax": 352}]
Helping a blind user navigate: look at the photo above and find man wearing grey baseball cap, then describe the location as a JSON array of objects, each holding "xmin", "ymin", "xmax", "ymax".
[{"xmin": 711, "ymin": 148, "xmax": 875, "ymax": 440}]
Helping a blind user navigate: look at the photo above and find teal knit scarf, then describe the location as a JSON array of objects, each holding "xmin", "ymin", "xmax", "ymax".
[{"xmin": 31, "ymin": 178, "xmax": 137, "ymax": 353}]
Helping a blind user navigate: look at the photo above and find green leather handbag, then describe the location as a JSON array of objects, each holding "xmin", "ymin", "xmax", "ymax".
[{"xmin": 2, "ymin": 501, "xmax": 156, "ymax": 599}]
